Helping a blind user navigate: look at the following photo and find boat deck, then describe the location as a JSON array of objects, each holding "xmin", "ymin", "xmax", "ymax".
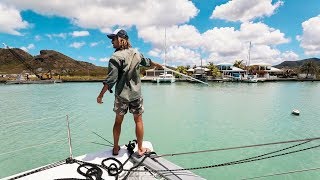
[{"xmin": 4, "ymin": 141, "xmax": 204, "ymax": 180}]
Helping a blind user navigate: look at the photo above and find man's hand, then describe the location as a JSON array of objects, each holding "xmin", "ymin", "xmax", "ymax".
[
  {"xmin": 97, "ymin": 96, "xmax": 103, "ymax": 104},
  {"xmin": 97, "ymin": 84, "xmax": 109, "ymax": 104}
]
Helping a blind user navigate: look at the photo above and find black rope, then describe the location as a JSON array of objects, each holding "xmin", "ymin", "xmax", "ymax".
[
  {"xmin": 77, "ymin": 163, "xmax": 103, "ymax": 180},
  {"xmin": 223, "ymin": 140, "xmax": 312, "ymax": 166},
  {"xmin": 142, "ymin": 143, "xmax": 320, "ymax": 173},
  {"xmin": 155, "ymin": 137, "xmax": 320, "ymax": 158},
  {"xmin": 122, "ymin": 151, "xmax": 154, "ymax": 179},
  {"xmin": 70, "ymin": 140, "xmax": 137, "ymax": 179}
]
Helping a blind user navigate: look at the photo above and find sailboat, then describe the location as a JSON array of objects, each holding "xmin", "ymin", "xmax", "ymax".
[
  {"xmin": 243, "ymin": 41, "xmax": 258, "ymax": 83},
  {"xmin": 152, "ymin": 28, "xmax": 175, "ymax": 83},
  {"xmin": 187, "ymin": 58, "xmax": 208, "ymax": 83}
]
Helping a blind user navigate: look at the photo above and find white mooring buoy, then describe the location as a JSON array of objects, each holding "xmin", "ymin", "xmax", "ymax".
[{"xmin": 292, "ymin": 109, "xmax": 300, "ymax": 116}]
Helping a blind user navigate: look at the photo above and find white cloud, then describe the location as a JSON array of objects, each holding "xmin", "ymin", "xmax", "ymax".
[
  {"xmin": 90, "ymin": 41, "xmax": 104, "ymax": 47},
  {"xmin": 0, "ymin": 3, "xmax": 29, "ymax": 35},
  {"xmin": 100, "ymin": 57, "xmax": 109, "ymax": 62},
  {"xmin": 211, "ymin": 0, "xmax": 283, "ymax": 22},
  {"xmin": 3, "ymin": 0, "xmax": 198, "ymax": 31},
  {"xmin": 71, "ymin": 31, "xmax": 89, "ymax": 37},
  {"xmin": 1, "ymin": 0, "xmax": 294, "ymax": 66},
  {"xmin": 90, "ymin": 42, "xmax": 99, "ymax": 47},
  {"xmin": 299, "ymin": 15, "xmax": 320, "ymax": 56},
  {"xmin": 150, "ymin": 46, "xmax": 201, "ymax": 66},
  {"xmin": 88, "ymin": 56, "xmax": 96, "ymax": 61},
  {"xmin": 21, "ymin": 43, "xmax": 35, "ymax": 52},
  {"xmin": 46, "ymin": 33, "xmax": 67, "ymax": 39},
  {"xmin": 148, "ymin": 48, "xmax": 161, "ymax": 58},
  {"xmin": 138, "ymin": 25, "xmax": 202, "ymax": 49},
  {"xmin": 34, "ymin": 35, "xmax": 41, "ymax": 41},
  {"xmin": 140, "ymin": 21, "xmax": 289, "ymax": 66},
  {"xmin": 281, "ymin": 51, "xmax": 299, "ymax": 61},
  {"xmin": 239, "ymin": 22, "xmax": 289, "ymax": 45},
  {"xmin": 201, "ymin": 22, "xmax": 289, "ymax": 65},
  {"xmin": 69, "ymin": 42, "xmax": 85, "ymax": 49}
]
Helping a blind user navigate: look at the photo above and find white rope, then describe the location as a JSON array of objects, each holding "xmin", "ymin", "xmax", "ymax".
[
  {"xmin": 2, "ymin": 115, "xmax": 65, "ymax": 127},
  {"xmin": 0, "ymin": 138, "xmax": 67, "ymax": 157},
  {"xmin": 162, "ymin": 66, "xmax": 209, "ymax": 85},
  {"xmin": 242, "ymin": 167, "xmax": 320, "ymax": 179}
]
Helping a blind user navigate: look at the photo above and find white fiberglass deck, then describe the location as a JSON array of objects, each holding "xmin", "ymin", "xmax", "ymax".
[{"xmin": 5, "ymin": 141, "xmax": 204, "ymax": 180}]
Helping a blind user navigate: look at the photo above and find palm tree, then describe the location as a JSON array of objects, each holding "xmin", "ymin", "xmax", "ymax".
[
  {"xmin": 175, "ymin": 66, "xmax": 187, "ymax": 78},
  {"xmin": 233, "ymin": 60, "xmax": 245, "ymax": 69},
  {"xmin": 300, "ymin": 61, "xmax": 318, "ymax": 78},
  {"xmin": 207, "ymin": 62, "xmax": 220, "ymax": 78}
]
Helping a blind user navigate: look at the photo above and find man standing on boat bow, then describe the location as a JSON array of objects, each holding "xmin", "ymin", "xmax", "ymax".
[{"xmin": 97, "ymin": 29, "xmax": 162, "ymax": 156}]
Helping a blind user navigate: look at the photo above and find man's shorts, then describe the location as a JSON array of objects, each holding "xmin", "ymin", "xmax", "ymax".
[{"xmin": 113, "ymin": 97, "xmax": 144, "ymax": 115}]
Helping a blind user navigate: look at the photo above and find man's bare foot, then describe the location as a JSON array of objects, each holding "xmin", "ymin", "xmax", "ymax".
[
  {"xmin": 137, "ymin": 147, "xmax": 151, "ymax": 157},
  {"xmin": 112, "ymin": 145, "xmax": 120, "ymax": 156}
]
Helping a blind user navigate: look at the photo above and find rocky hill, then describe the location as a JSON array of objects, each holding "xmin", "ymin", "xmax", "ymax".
[
  {"xmin": 274, "ymin": 58, "xmax": 320, "ymax": 69},
  {"xmin": 0, "ymin": 48, "xmax": 106, "ymax": 76}
]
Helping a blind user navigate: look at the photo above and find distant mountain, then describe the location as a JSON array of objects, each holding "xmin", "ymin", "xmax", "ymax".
[
  {"xmin": 274, "ymin": 58, "xmax": 320, "ymax": 69},
  {"xmin": 0, "ymin": 48, "xmax": 106, "ymax": 76},
  {"xmin": 0, "ymin": 48, "xmax": 34, "ymax": 74}
]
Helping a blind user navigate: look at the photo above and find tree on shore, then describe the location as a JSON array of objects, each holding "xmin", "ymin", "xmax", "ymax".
[
  {"xmin": 233, "ymin": 60, "xmax": 245, "ymax": 69},
  {"xmin": 207, "ymin": 62, "xmax": 220, "ymax": 78},
  {"xmin": 175, "ymin": 66, "xmax": 187, "ymax": 78},
  {"xmin": 300, "ymin": 61, "xmax": 318, "ymax": 78}
]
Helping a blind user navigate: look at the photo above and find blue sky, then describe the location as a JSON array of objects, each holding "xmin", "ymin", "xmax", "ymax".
[{"xmin": 0, "ymin": 0, "xmax": 319, "ymax": 67}]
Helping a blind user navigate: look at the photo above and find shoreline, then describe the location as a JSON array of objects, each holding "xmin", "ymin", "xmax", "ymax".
[{"xmin": 1, "ymin": 78, "xmax": 320, "ymax": 84}]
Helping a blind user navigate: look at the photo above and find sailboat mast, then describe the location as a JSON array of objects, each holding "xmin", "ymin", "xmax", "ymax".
[
  {"xmin": 164, "ymin": 28, "xmax": 167, "ymax": 74},
  {"xmin": 248, "ymin": 41, "xmax": 251, "ymax": 66},
  {"xmin": 165, "ymin": 28, "xmax": 167, "ymax": 66}
]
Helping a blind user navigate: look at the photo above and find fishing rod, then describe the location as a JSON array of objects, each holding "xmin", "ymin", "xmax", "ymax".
[{"xmin": 161, "ymin": 66, "xmax": 209, "ymax": 85}]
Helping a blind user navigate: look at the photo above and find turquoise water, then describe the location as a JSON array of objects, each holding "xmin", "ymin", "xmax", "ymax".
[{"xmin": 0, "ymin": 82, "xmax": 320, "ymax": 179}]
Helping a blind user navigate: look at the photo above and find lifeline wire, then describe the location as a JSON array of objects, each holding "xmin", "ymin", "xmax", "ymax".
[
  {"xmin": 134, "ymin": 144, "xmax": 320, "ymax": 173},
  {"xmin": 155, "ymin": 137, "xmax": 320, "ymax": 158}
]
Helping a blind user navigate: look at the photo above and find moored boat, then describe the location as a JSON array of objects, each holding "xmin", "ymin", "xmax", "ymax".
[
  {"xmin": 243, "ymin": 75, "xmax": 258, "ymax": 83},
  {"xmin": 152, "ymin": 72, "xmax": 175, "ymax": 83}
]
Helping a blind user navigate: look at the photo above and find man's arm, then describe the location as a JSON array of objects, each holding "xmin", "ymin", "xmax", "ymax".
[{"xmin": 97, "ymin": 83, "xmax": 109, "ymax": 104}]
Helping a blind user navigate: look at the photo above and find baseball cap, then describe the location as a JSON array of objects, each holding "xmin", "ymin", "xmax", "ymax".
[{"xmin": 107, "ymin": 29, "xmax": 128, "ymax": 39}]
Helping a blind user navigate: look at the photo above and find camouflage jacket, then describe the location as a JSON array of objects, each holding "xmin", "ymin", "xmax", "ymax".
[{"xmin": 103, "ymin": 48, "xmax": 151, "ymax": 102}]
